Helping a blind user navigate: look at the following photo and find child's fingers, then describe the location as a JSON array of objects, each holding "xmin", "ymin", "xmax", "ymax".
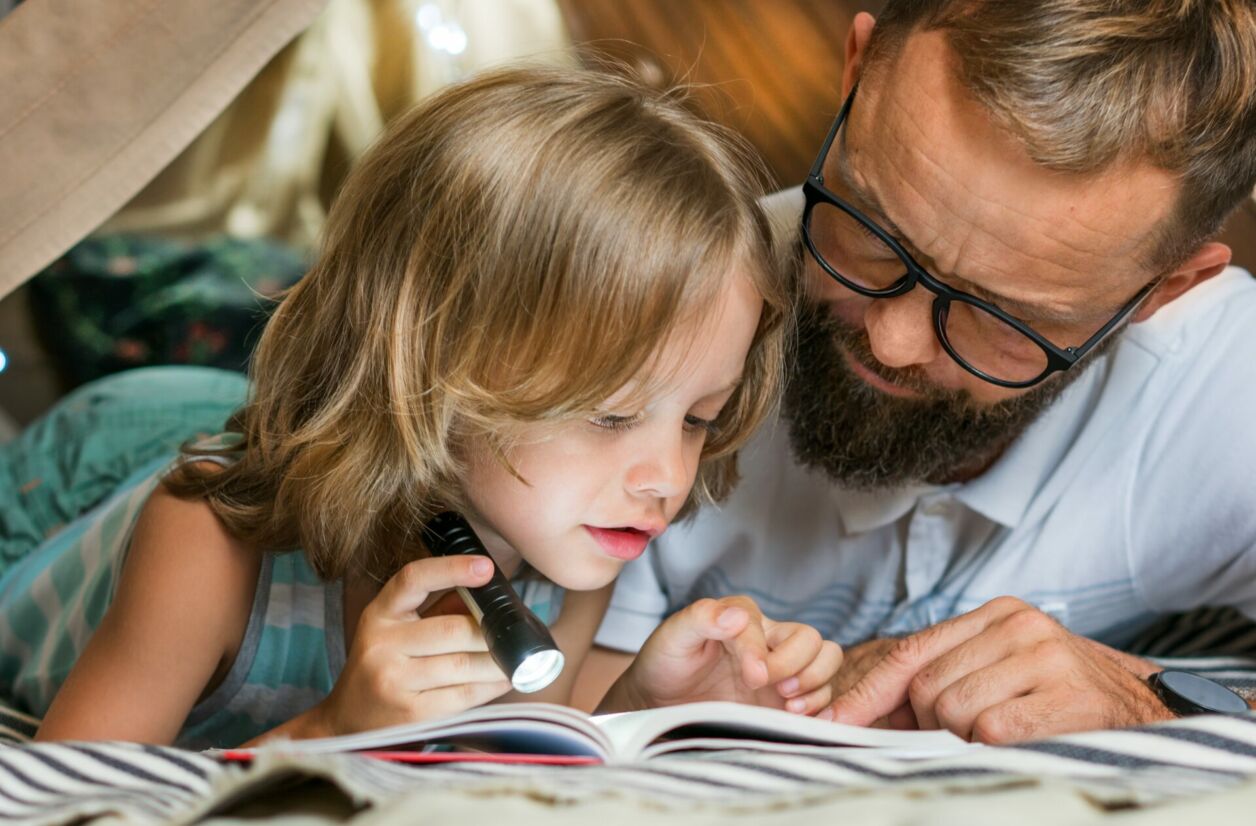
[
  {"xmin": 763, "ymin": 622, "xmax": 824, "ymax": 686},
  {"xmin": 784, "ymin": 682, "xmax": 834, "ymax": 716},
  {"xmin": 661, "ymin": 598, "xmax": 751, "ymax": 654},
  {"xmin": 716, "ymin": 596, "xmax": 771, "ymax": 689},
  {"xmin": 396, "ymin": 613, "xmax": 489, "ymax": 657},
  {"xmin": 405, "ymin": 651, "xmax": 508, "ymax": 692},
  {"xmin": 373, "ymin": 555, "xmax": 494, "ymax": 619},
  {"xmin": 779, "ymin": 640, "xmax": 844, "ymax": 698},
  {"xmin": 414, "ymin": 679, "xmax": 514, "ymax": 721}
]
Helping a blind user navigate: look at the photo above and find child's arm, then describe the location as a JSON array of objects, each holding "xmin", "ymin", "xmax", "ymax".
[
  {"xmin": 36, "ymin": 485, "xmax": 259, "ymax": 743},
  {"xmin": 597, "ymin": 596, "xmax": 843, "ymax": 715}
]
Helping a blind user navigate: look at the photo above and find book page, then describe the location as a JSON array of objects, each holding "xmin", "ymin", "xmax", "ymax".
[
  {"xmin": 592, "ymin": 702, "xmax": 970, "ymax": 761},
  {"xmin": 241, "ymin": 703, "xmax": 613, "ymax": 758}
]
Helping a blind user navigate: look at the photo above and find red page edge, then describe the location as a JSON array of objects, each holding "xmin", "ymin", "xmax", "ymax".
[{"xmin": 215, "ymin": 749, "xmax": 602, "ymax": 766}]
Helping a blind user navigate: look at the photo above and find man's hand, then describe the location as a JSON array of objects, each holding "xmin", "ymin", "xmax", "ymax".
[
  {"xmin": 821, "ymin": 597, "xmax": 1174, "ymax": 743},
  {"xmin": 599, "ymin": 596, "xmax": 842, "ymax": 715}
]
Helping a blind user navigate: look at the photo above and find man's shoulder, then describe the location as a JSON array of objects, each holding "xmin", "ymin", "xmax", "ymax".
[{"xmin": 759, "ymin": 186, "xmax": 804, "ymax": 251}]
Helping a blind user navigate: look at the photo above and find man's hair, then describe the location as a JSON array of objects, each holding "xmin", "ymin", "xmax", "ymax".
[
  {"xmin": 865, "ymin": 0, "xmax": 1256, "ymax": 271},
  {"xmin": 165, "ymin": 66, "xmax": 788, "ymax": 583}
]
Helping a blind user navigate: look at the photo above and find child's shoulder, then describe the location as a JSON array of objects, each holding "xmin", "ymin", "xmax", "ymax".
[{"xmin": 119, "ymin": 469, "xmax": 261, "ymax": 653}]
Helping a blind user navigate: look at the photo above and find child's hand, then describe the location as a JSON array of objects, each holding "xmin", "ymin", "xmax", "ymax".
[
  {"xmin": 602, "ymin": 596, "xmax": 842, "ymax": 715},
  {"xmin": 313, "ymin": 555, "xmax": 512, "ymax": 737}
]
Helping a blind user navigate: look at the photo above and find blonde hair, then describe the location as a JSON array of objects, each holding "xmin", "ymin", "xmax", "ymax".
[
  {"xmin": 866, "ymin": 0, "xmax": 1256, "ymax": 270},
  {"xmin": 166, "ymin": 66, "xmax": 787, "ymax": 583}
]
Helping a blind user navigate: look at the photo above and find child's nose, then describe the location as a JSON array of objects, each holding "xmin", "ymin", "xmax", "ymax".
[{"xmin": 626, "ymin": 433, "xmax": 690, "ymax": 499}]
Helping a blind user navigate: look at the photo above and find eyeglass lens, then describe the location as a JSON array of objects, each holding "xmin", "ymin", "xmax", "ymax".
[{"xmin": 806, "ymin": 201, "xmax": 1051, "ymax": 384}]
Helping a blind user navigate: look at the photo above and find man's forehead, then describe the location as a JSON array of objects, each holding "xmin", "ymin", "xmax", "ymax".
[{"xmin": 843, "ymin": 30, "xmax": 1177, "ymax": 315}]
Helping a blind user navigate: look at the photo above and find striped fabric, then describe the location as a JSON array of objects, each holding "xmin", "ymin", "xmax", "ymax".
[
  {"xmin": 0, "ymin": 703, "xmax": 1255, "ymax": 823},
  {"xmin": 0, "ymin": 619, "xmax": 1252, "ymax": 822}
]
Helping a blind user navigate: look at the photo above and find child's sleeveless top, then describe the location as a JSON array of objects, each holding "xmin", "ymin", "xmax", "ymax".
[{"xmin": 0, "ymin": 450, "xmax": 565, "ymax": 750}]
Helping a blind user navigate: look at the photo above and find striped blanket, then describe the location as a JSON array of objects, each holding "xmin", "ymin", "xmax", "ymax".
[
  {"xmin": 0, "ymin": 612, "xmax": 1254, "ymax": 824},
  {"xmin": 3, "ymin": 696, "xmax": 1256, "ymax": 824}
]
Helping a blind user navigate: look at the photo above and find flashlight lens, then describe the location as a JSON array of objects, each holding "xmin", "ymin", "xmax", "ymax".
[{"xmin": 511, "ymin": 649, "xmax": 565, "ymax": 693}]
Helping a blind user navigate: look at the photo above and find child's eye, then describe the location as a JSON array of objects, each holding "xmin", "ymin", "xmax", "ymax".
[
  {"xmin": 684, "ymin": 415, "xmax": 720, "ymax": 437},
  {"xmin": 589, "ymin": 412, "xmax": 644, "ymax": 431}
]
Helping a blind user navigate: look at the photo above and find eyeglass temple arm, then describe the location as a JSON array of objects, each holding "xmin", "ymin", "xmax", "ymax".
[{"xmin": 809, "ymin": 82, "xmax": 860, "ymax": 181}]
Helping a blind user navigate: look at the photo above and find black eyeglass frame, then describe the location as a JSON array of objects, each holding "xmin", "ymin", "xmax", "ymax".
[{"xmin": 801, "ymin": 83, "xmax": 1157, "ymax": 389}]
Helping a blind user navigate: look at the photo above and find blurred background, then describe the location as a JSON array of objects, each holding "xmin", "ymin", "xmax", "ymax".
[{"xmin": 1, "ymin": 0, "xmax": 1253, "ymax": 437}]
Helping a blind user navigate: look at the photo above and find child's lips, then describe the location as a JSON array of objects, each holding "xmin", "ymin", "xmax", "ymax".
[{"xmin": 583, "ymin": 525, "xmax": 658, "ymax": 561}]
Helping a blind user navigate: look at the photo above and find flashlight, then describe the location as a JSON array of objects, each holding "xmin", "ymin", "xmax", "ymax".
[{"xmin": 421, "ymin": 511, "xmax": 565, "ymax": 693}]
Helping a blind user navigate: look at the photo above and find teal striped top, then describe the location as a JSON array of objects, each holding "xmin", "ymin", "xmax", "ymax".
[{"xmin": 0, "ymin": 453, "xmax": 564, "ymax": 750}]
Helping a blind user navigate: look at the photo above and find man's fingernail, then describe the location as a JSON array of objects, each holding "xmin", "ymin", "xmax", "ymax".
[
  {"xmin": 718, "ymin": 608, "xmax": 744, "ymax": 628},
  {"xmin": 471, "ymin": 559, "xmax": 493, "ymax": 576},
  {"xmin": 786, "ymin": 698, "xmax": 806, "ymax": 713},
  {"xmin": 817, "ymin": 707, "xmax": 835, "ymax": 721},
  {"xmin": 778, "ymin": 677, "xmax": 800, "ymax": 695}
]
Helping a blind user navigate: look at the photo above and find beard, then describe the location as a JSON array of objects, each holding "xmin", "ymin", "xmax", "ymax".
[{"xmin": 784, "ymin": 299, "xmax": 1117, "ymax": 490}]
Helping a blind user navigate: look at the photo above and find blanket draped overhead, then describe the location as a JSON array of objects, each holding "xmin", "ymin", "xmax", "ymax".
[{"xmin": 0, "ymin": 0, "xmax": 329, "ymax": 301}]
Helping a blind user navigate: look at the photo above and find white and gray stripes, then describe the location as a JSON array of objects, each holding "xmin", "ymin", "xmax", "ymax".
[{"xmin": 1, "ymin": 711, "xmax": 1256, "ymax": 824}]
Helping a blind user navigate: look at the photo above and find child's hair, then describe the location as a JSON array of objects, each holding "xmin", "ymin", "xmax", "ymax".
[{"xmin": 167, "ymin": 66, "xmax": 790, "ymax": 583}]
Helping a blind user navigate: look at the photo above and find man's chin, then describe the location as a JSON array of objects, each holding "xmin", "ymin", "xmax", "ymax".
[{"xmin": 783, "ymin": 307, "xmax": 1082, "ymax": 490}]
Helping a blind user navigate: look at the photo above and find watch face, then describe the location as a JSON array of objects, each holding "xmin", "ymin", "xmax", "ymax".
[{"xmin": 1159, "ymin": 670, "xmax": 1250, "ymax": 715}]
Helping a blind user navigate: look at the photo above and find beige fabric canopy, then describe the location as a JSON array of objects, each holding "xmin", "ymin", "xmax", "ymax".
[{"xmin": 0, "ymin": 0, "xmax": 329, "ymax": 302}]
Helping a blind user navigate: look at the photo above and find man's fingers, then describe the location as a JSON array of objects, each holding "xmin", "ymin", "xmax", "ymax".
[
  {"xmin": 826, "ymin": 598, "xmax": 1027, "ymax": 726},
  {"xmin": 968, "ymin": 694, "xmax": 1057, "ymax": 745},
  {"xmin": 374, "ymin": 555, "xmax": 494, "ymax": 618},
  {"xmin": 901, "ymin": 629, "xmax": 1021, "ymax": 730},
  {"xmin": 930, "ymin": 653, "xmax": 1044, "ymax": 740}
]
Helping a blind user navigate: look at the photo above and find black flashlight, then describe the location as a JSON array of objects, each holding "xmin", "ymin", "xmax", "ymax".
[{"xmin": 420, "ymin": 511, "xmax": 565, "ymax": 693}]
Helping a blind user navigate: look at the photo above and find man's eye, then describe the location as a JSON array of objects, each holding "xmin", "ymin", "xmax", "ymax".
[
  {"xmin": 589, "ymin": 413, "xmax": 643, "ymax": 431},
  {"xmin": 684, "ymin": 415, "xmax": 720, "ymax": 436}
]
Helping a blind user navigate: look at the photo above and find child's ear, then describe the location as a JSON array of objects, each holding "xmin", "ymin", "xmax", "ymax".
[{"xmin": 1133, "ymin": 241, "xmax": 1232, "ymax": 322}]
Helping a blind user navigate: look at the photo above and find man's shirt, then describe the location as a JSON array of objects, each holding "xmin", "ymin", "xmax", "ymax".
[{"xmin": 595, "ymin": 189, "xmax": 1256, "ymax": 652}]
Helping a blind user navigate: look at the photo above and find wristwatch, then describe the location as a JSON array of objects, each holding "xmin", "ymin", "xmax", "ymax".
[{"xmin": 1147, "ymin": 669, "xmax": 1250, "ymax": 716}]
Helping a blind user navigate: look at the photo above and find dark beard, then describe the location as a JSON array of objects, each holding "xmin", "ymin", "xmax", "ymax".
[{"xmin": 784, "ymin": 301, "xmax": 1113, "ymax": 490}]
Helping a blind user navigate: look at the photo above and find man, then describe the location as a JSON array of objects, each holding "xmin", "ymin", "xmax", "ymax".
[{"xmin": 586, "ymin": 0, "xmax": 1256, "ymax": 742}]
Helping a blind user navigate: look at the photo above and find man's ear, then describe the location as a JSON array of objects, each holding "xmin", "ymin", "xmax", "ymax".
[
  {"xmin": 1133, "ymin": 241, "xmax": 1232, "ymax": 322},
  {"xmin": 841, "ymin": 12, "xmax": 878, "ymax": 97}
]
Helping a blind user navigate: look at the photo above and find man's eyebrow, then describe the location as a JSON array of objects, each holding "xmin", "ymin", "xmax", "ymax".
[{"xmin": 832, "ymin": 134, "xmax": 1084, "ymax": 327}]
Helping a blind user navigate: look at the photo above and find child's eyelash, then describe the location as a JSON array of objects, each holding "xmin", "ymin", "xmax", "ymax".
[
  {"xmin": 588, "ymin": 413, "xmax": 720, "ymax": 436},
  {"xmin": 684, "ymin": 415, "xmax": 720, "ymax": 436},
  {"xmin": 589, "ymin": 413, "xmax": 644, "ymax": 431}
]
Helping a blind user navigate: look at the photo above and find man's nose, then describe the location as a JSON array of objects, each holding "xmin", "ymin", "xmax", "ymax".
[
  {"xmin": 863, "ymin": 288, "xmax": 943, "ymax": 369},
  {"xmin": 626, "ymin": 431, "xmax": 690, "ymax": 500}
]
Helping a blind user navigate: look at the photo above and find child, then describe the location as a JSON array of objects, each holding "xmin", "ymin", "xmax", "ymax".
[{"xmin": 2, "ymin": 67, "xmax": 841, "ymax": 749}]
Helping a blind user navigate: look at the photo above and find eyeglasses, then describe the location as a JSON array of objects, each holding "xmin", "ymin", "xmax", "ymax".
[{"xmin": 801, "ymin": 83, "xmax": 1157, "ymax": 389}]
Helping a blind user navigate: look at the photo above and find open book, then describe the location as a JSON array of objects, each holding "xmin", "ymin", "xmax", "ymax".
[{"xmin": 227, "ymin": 702, "xmax": 969, "ymax": 764}]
